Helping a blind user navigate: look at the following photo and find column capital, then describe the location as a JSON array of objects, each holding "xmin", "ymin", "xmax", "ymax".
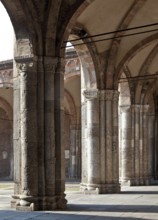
[
  {"xmin": 140, "ymin": 105, "xmax": 149, "ymax": 113},
  {"xmin": 44, "ymin": 56, "xmax": 59, "ymax": 72},
  {"xmin": 132, "ymin": 104, "xmax": 149, "ymax": 113},
  {"xmin": 120, "ymin": 105, "xmax": 131, "ymax": 113},
  {"xmin": 99, "ymin": 90, "xmax": 119, "ymax": 101},
  {"xmin": 131, "ymin": 104, "xmax": 140, "ymax": 112},
  {"xmin": 83, "ymin": 89, "xmax": 98, "ymax": 100},
  {"xmin": 15, "ymin": 56, "xmax": 34, "ymax": 72}
]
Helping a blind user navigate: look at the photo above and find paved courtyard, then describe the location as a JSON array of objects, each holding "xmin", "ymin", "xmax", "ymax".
[{"xmin": 0, "ymin": 182, "xmax": 158, "ymax": 219}]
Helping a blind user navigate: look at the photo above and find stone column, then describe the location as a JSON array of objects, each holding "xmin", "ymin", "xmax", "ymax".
[
  {"xmin": 43, "ymin": 57, "xmax": 58, "ymax": 209},
  {"xmin": 83, "ymin": 89, "xmax": 100, "ymax": 192},
  {"xmin": 154, "ymin": 112, "xmax": 158, "ymax": 179},
  {"xmin": 70, "ymin": 125, "xmax": 77, "ymax": 179},
  {"xmin": 132, "ymin": 105, "xmax": 149, "ymax": 185},
  {"xmin": 69, "ymin": 124, "xmax": 81, "ymax": 180},
  {"xmin": 36, "ymin": 57, "xmax": 45, "ymax": 209},
  {"xmin": 54, "ymin": 58, "xmax": 67, "ymax": 208},
  {"xmin": 148, "ymin": 113, "xmax": 155, "ymax": 181},
  {"xmin": 142, "ymin": 105, "xmax": 149, "ymax": 185},
  {"xmin": 80, "ymin": 98, "xmax": 88, "ymax": 187},
  {"xmin": 133, "ymin": 105, "xmax": 140, "ymax": 185},
  {"xmin": 119, "ymin": 106, "xmax": 132, "ymax": 185},
  {"xmin": 16, "ymin": 57, "xmax": 38, "ymax": 211},
  {"xmin": 112, "ymin": 91, "xmax": 120, "ymax": 186},
  {"xmin": 11, "ymin": 59, "xmax": 21, "ymax": 208},
  {"xmin": 99, "ymin": 90, "xmax": 120, "ymax": 193}
]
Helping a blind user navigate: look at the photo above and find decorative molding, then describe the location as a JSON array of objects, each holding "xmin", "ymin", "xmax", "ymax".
[
  {"xmin": 99, "ymin": 90, "xmax": 119, "ymax": 101},
  {"xmin": 120, "ymin": 105, "xmax": 131, "ymax": 113},
  {"xmin": 83, "ymin": 89, "xmax": 98, "ymax": 100}
]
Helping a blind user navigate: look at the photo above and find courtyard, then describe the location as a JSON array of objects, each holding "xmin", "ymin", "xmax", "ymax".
[{"xmin": 0, "ymin": 182, "xmax": 158, "ymax": 220}]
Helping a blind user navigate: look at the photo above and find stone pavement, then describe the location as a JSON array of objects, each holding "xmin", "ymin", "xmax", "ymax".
[{"xmin": 0, "ymin": 182, "xmax": 158, "ymax": 219}]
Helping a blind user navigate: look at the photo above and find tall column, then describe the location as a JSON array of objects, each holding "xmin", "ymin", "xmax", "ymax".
[
  {"xmin": 82, "ymin": 89, "xmax": 100, "ymax": 192},
  {"xmin": 119, "ymin": 106, "xmax": 132, "ymax": 185},
  {"xmin": 133, "ymin": 105, "xmax": 140, "ymax": 185},
  {"xmin": 112, "ymin": 91, "xmax": 120, "ymax": 185},
  {"xmin": 80, "ymin": 98, "xmax": 88, "ymax": 187},
  {"xmin": 69, "ymin": 124, "xmax": 81, "ymax": 180},
  {"xmin": 132, "ymin": 105, "xmax": 149, "ymax": 186},
  {"xmin": 99, "ymin": 90, "xmax": 120, "ymax": 193},
  {"xmin": 142, "ymin": 105, "xmax": 149, "ymax": 185},
  {"xmin": 15, "ymin": 57, "xmax": 38, "ymax": 211},
  {"xmin": 43, "ymin": 57, "xmax": 57, "ymax": 209},
  {"xmin": 36, "ymin": 57, "xmax": 45, "ymax": 209},
  {"xmin": 148, "ymin": 113, "xmax": 155, "ymax": 181},
  {"xmin": 54, "ymin": 58, "xmax": 67, "ymax": 208},
  {"xmin": 11, "ymin": 59, "xmax": 21, "ymax": 208},
  {"xmin": 154, "ymin": 112, "xmax": 158, "ymax": 179},
  {"xmin": 70, "ymin": 125, "xmax": 77, "ymax": 179}
]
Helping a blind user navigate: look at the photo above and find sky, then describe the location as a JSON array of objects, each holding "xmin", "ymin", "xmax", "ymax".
[{"xmin": 0, "ymin": 2, "xmax": 14, "ymax": 61}]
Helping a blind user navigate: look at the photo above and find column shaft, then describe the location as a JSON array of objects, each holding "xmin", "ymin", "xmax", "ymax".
[
  {"xmin": 84, "ymin": 90, "xmax": 100, "ymax": 191},
  {"xmin": 54, "ymin": 58, "xmax": 67, "ymax": 208},
  {"xmin": 43, "ymin": 57, "xmax": 57, "ymax": 209},
  {"xmin": 120, "ymin": 106, "xmax": 132, "ymax": 184},
  {"xmin": 99, "ymin": 90, "xmax": 120, "ymax": 193},
  {"xmin": 148, "ymin": 114, "xmax": 155, "ymax": 180},
  {"xmin": 18, "ymin": 58, "xmax": 38, "ymax": 210}
]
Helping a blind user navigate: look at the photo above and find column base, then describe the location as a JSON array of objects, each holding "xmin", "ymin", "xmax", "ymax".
[
  {"xmin": 130, "ymin": 178, "xmax": 150, "ymax": 186},
  {"xmin": 80, "ymin": 183, "xmax": 120, "ymax": 194},
  {"xmin": 11, "ymin": 194, "xmax": 67, "ymax": 211},
  {"xmin": 99, "ymin": 183, "xmax": 120, "ymax": 193},
  {"xmin": 11, "ymin": 194, "xmax": 20, "ymax": 208},
  {"xmin": 120, "ymin": 180, "xmax": 131, "ymax": 186}
]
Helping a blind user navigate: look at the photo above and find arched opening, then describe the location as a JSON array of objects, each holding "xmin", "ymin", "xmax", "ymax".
[
  {"xmin": 0, "ymin": 2, "xmax": 13, "ymax": 181},
  {"xmin": 63, "ymin": 37, "xmax": 97, "ymax": 191}
]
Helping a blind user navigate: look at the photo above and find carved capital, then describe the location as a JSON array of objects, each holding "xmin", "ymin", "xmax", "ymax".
[
  {"xmin": 113, "ymin": 91, "xmax": 119, "ymax": 103},
  {"xmin": 44, "ymin": 57, "xmax": 58, "ymax": 72},
  {"xmin": 120, "ymin": 105, "xmax": 131, "ymax": 113},
  {"xmin": 99, "ymin": 90, "xmax": 119, "ymax": 101},
  {"xmin": 140, "ymin": 105, "xmax": 149, "ymax": 113},
  {"xmin": 84, "ymin": 89, "xmax": 98, "ymax": 100},
  {"xmin": 15, "ymin": 56, "xmax": 34, "ymax": 72},
  {"xmin": 131, "ymin": 104, "xmax": 140, "ymax": 112}
]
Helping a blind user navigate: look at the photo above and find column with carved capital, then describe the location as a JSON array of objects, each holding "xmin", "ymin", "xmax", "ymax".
[
  {"xmin": 54, "ymin": 58, "xmax": 67, "ymax": 208},
  {"xmin": 11, "ymin": 59, "xmax": 21, "ymax": 208},
  {"xmin": 15, "ymin": 57, "xmax": 38, "ymax": 211},
  {"xmin": 81, "ymin": 89, "xmax": 100, "ymax": 192},
  {"xmin": 100, "ymin": 90, "xmax": 120, "ymax": 193},
  {"xmin": 119, "ymin": 106, "xmax": 132, "ymax": 184},
  {"xmin": 43, "ymin": 57, "xmax": 58, "ymax": 209}
]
